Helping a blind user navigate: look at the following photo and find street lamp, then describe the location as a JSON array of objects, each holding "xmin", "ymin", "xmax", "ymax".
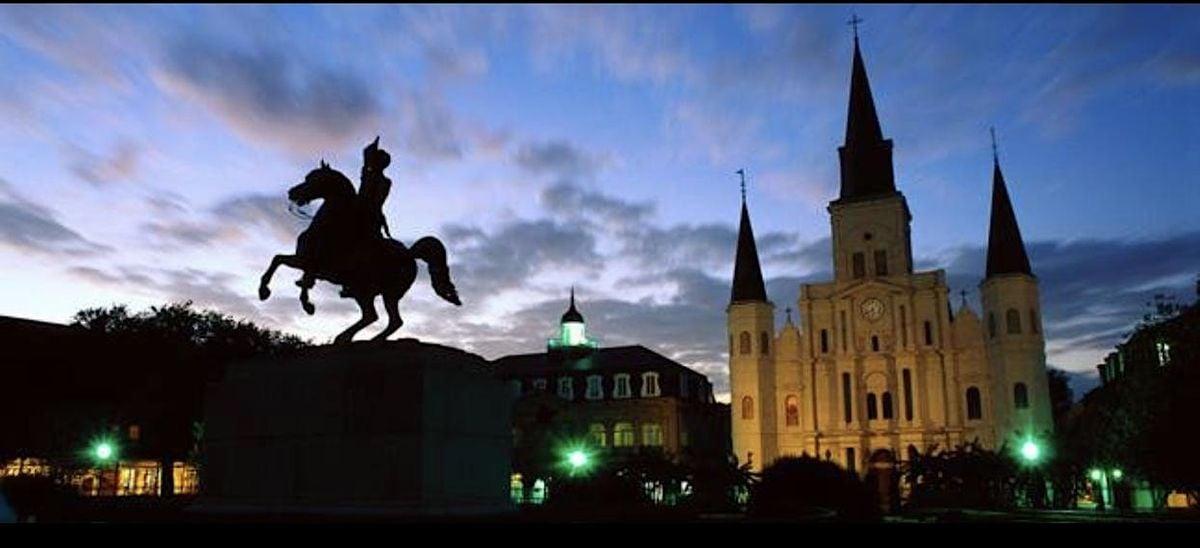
[{"xmin": 1019, "ymin": 439, "xmax": 1041, "ymax": 464}]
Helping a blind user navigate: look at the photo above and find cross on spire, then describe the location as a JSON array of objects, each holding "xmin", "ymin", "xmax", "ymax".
[
  {"xmin": 848, "ymin": 13, "xmax": 864, "ymax": 41},
  {"xmin": 736, "ymin": 168, "xmax": 747, "ymax": 203}
]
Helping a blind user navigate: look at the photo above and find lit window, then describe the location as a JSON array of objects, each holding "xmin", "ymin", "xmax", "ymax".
[
  {"xmin": 785, "ymin": 396, "xmax": 799, "ymax": 427},
  {"xmin": 557, "ymin": 377, "xmax": 574, "ymax": 400},
  {"xmin": 586, "ymin": 375, "xmax": 603, "ymax": 400},
  {"xmin": 613, "ymin": 423, "xmax": 635, "ymax": 447},
  {"xmin": 614, "ymin": 374, "xmax": 632, "ymax": 398},
  {"xmin": 641, "ymin": 423, "xmax": 663, "ymax": 447},
  {"xmin": 589, "ymin": 423, "xmax": 607, "ymax": 447},
  {"xmin": 128, "ymin": 425, "xmax": 140, "ymax": 441},
  {"xmin": 1156, "ymin": 341, "xmax": 1171, "ymax": 367},
  {"xmin": 533, "ymin": 378, "xmax": 547, "ymax": 391},
  {"xmin": 641, "ymin": 372, "xmax": 660, "ymax": 397}
]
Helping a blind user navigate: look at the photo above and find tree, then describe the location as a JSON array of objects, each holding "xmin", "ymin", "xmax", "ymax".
[
  {"xmin": 71, "ymin": 302, "xmax": 306, "ymax": 497},
  {"xmin": 1046, "ymin": 368, "xmax": 1074, "ymax": 430},
  {"xmin": 678, "ymin": 449, "xmax": 755, "ymax": 513},
  {"xmin": 749, "ymin": 456, "xmax": 879, "ymax": 521},
  {"xmin": 902, "ymin": 442, "xmax": 1019, "ymax": 511}
]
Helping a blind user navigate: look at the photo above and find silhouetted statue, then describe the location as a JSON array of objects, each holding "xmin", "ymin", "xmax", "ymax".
[{"xmin": 258, "ymin": 138, "xmax": 461, "ymax": 344}]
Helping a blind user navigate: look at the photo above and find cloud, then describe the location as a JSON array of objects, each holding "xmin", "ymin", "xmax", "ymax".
[
  {"xmin": 66, "ymin": 140, "xmax": 140, "ymax": 186},
  {"xmin": 154, "ymin": 36, "xmax": 381, "ymax": 155},
  {"xmin": 211, "ymin": 193, "xmax": 306, "ymax": 246},
  {"xmin": 514, "ymin": 140, "xmax": 606, "ymax": 180},
  {"xmin": 0, "ymin": 180, "xmax": 108, "ymax": 256},
  {"xmin": 540, "ymin": 182, "xmax": 653, "ymax": 231}
]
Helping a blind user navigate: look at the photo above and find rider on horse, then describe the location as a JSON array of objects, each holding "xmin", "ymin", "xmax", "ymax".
[{"xmin": 295, "ymin": 137, "xmax": 394, "ymax": 298}]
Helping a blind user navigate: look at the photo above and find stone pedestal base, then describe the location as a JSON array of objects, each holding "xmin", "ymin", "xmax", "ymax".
[{"xmin": 195, "ymin": 339, "xmax": 513, "ymax": 517}]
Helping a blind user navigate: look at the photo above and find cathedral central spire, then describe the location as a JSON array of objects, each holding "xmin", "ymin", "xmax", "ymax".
[{"xmin": 837, "ymin": 31, "xmax": 897, "ymax": 202}]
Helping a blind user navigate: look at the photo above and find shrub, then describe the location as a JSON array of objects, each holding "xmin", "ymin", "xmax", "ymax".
[{"xmin": 748, "ymin": 456, "xmax": 879, "ymax": 521}]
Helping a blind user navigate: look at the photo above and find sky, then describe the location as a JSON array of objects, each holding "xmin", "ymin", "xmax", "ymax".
[{"xmin": 1, "ymin": 4, "xmax": 1198, "ymax": 400}]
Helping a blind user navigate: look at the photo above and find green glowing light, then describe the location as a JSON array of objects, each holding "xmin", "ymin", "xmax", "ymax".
[
  {"xmin": 1019, "ymin": 440, "xmax": 1040, "ymax": 463},
  {"xmin": 1089, "ymin": 468, "xmax": 1103, "ymax": 481},
  {"xmin": 568, "ymin": 450, "xmax": 588, "ymax": 469},
  {"xmin": 94, "ymin": 441, "xmax": 114, "ymax": 461},
  {"xmin": 1111, "ymin": 469, "xmax": 1122, "ymax": 480}
]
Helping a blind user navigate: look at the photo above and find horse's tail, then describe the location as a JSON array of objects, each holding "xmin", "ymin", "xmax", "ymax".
[{"xmin": 410, "ymin": 236, "xmax": 461, "ymax": 306}]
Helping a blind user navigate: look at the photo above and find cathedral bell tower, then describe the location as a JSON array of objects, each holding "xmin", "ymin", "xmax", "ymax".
[
  {"xmin": 978, "ymin": 133, "xmax": 1053, "ymax": 448},
  {"xmin": 727, "ymin": 179, "xmax": 776, "ymax": 471},
  {"xmin": 828, "ymin": 35, "xmax": 914, "ymax": 283}
]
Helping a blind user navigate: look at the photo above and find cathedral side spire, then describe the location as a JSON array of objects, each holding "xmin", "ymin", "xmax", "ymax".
[
  {"xmin": 731, "ymin": 173, "xmax": 768, "ymax": 304},
  {"xmin": 984, "ymin": 130, "xmax": 1033, "ymax": 278}
]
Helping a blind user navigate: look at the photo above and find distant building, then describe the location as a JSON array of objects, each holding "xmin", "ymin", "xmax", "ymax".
[
  {"xmin": 1097, "ymin": 300, "xmax": 1196, "ymax": 385},
  {"xmin": 0, "ymin": 315, "xmax": 199, "ymax": 497},
  {"xmin": 493, "ymin": 291, "xmax": 731, "ymax": 504},
  {"xmin": 727, "ymin": 33, "xmax": 1054, "ymax": 493}
]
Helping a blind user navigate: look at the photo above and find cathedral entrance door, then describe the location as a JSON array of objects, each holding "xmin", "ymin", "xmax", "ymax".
[{"xmin": 866, "ymin": 449, "xmax": 899, "ymax": 514}]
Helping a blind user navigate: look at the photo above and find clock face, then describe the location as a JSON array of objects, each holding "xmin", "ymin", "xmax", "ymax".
[{"xmin": 860, "ymin": 298, "xmax": 885, "ymax": 321}]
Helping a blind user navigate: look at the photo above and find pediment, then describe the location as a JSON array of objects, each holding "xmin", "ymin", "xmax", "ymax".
[{"xmin": 832, "ymin": 278, "xmax": 910, "ymax": 300}]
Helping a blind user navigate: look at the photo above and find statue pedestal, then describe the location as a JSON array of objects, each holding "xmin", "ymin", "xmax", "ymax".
[{"xmin": 194, "ymin": 339, "xmax": 513, "ymax": 517}]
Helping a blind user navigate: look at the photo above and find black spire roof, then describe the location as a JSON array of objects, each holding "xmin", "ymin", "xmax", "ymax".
[
  {"xmin": 730, "ymin": 199, "xmax": 768, "ymax": 304},
  {"xmin": 985, "ymin": 152, "xmax": 1033, "ymax": 278},
  {"xmin": 561, "ymin": 286, "xmax": 584, "ymax": 323},
  {"xmin": 836, "ymin": 37, "xmax": 897, "ymax": 203}
]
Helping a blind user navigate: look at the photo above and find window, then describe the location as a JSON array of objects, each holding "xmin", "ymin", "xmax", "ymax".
[
  {"xmin": 1029, "ymin": 308, "xmax": 1040, "ymax": 334},
  {"xmin": 641, "ymin": 372, "xmax": 660, "ymax": 397},
  {"xmin": 867, "ymin": 393, "xmax": 878, "ymax": 420},
  {"xmin": 641, "ymin": 423, "xmax": 663, "ymax": 447},
  {"xmin": 842, "ymin": 372, "xmax": 853, "ymax": 423},
  {"xmin": 871, "ymin": 335, "xmax": 880, "ymax": 352},
  {"xmin": 881, "ymin": 392, "xmax": 894, "ymax": 419},
  {"xmin": 852, "ymin": 252, "xmax": 865, "ymax": 279},
  {"xmin": 586, "ymin": 375, "xmax": 603, "ymax": 400},
  {"xmin": 988, "ymin": 312, "xmax": 997, "ymax": 339},
  {"xmin": 589, "ymin": 423, "xmax": 607, "ymax": 447},
  {"xmin": 1156, "ymin": 341, "xmax": 1171, "ymax": 367},
  {"xmin": 533, "ymin": 378, "xmax": 547, "ymax": 391},
  {"xmin": 1013, "ymin": 382, "xmax": 1029, "ymax": 409},
  {"xmin": 874, "ymin": 250, "xmax": 888, "ymax": 276},
  {"xmin": 846, "ymin": 447, "xmax": 857, "ymax": 474},
  {"xmin": 820, "ymin": 329, "xmax": 829, "ymax": 353},
  {"xmin": 679, "ymin": 373, "xmax": 689, "ymax": 398},
  {"xmin": 509, "ymin": 380, "xmax": 522, "ymax": 397},
  {"xmin": 1006, "ymin": 308, "xmax": 1022, "ymax": 334},
  {"xmin": 557, "ymin": 377, "xmax": 574, "ymax": 400},
  {"xmin": 900, "ymin": 305, "xmax": 908, "ymax": 346},
  {"xmin": 613, "ymin": 423, "xmax": 635, "ymax": 447},
  {"xmin": 923, "ymin": 321, "xmax": 933, "ymax": 345},
  {"xmin": 785, "ymin": 396, "xmax": 799, "ymax": 427},
  {"xmin": 966, "ymin": 387, "xmax": 982, "ymax": 420},
  {"xmin": 739, "ymin": 331, "xmax": 752, "ymax": 355},
  {"xmin": 128, "ymin": 425, "xmax": 140, "ymax": 441},
  {"xmin": 614, "ymin": 374, "xmax": 632, "ymax": 398},
  {"xmin": 741, "ymin": 396, "xmax": 754, "ymax": 420},
  {"xmin": 760, "ymin": 332, "xmax": 770, "ymax": 355},
  {"xmin": 902, "ymin": 369, "xmax": 914, "ymax": 421},
  {"xmin": 840, "ymin": 311, "xmax": 848, "ymax": 351}
]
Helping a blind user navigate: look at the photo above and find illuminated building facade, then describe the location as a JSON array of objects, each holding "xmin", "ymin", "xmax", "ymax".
[
  {"xmin": 727, "ymin": 36, "xmax": 1053, "ymax": 482},
  {"xmin": 494, "ymin": 292, "xmax": 730, "ymax": 504}
]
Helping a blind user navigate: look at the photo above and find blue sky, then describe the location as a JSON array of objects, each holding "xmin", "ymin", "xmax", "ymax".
[{"xmin": 1, "ymin": 5, "xmax": 1198, "ymax": 398}]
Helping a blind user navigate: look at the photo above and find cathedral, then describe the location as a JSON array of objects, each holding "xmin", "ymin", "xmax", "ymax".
[{"xmin": 727, "ymin": 35, "xmax": 1054, "ymax": 477}]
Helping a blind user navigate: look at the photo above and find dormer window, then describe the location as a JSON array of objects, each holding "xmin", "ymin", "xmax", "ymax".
[
  {"xmin": 533, "ymin": 378, "xmax": 547, "ymax": 392},
  {"xmin": 585, "ymin": 375, "xmax": 603, "ymax": 400},
  {"xmin": 614, "ymin": 374, "xmax": 631, "ymax": 399},
  {"xmin": 557, "ymin": 377, "xmax": 574, "ymax": 400},
  {"xmin": 641, "ymin": 372, "xmax": 660, "ymax": 397}
]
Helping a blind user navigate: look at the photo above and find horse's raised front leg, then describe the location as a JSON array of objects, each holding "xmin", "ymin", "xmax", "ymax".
[
  {"xmin": 371, "ymin": 292, "xmax": 404, "ymax": 342},
  {"xmin": 259, "ymin": 254, "xmax": 301, "ymax": 301},
  {"xmin": 334, "ymin": 294, "xmax": 378, "ymax": 345}
]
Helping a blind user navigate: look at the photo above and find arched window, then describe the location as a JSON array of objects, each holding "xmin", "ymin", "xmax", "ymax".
[
  {"xmin": 820, "ymin": 329, "xmax": 829, "ymax": 353},
  {"xmin": 923, "ymin": 321, "xmax": 933, "ymax": 345},
  {"xmin": 1029, "ymin": 308, "xmax": 1039, "ymax": 334},
  {"xmin": 852, "ymin": 252, "xmax": 865, "ymax": 279},
  {"xmin": 760, "ymin": 332, "xmax": 770, "ymax": 355},
  {"xmin": 871, "ymin": 335, "xmax": 880, "ymax": 352},
  {"xmin": 785, "ymin": 396, "xmax": 799, "ymax": 426},
  {"xmin": 1013, "ymin": 382, "xmax": 1029, "ymax": 409},
  {"xmin": 739, "ymin": 331, "xmax": 752, "ymax": 355},
  {"xmin": 741, "ymin": 396, "xmax": 754, "ymax": 420},
  {"xmin": 966, "ymin": 387, "xmax": 982, "ymax": 420},
  {"xmin": 874, "ymin": 250, "xmax": 888, "ymax": 276},
  {"xmin": 613, "ymin": 423, "xmax": 635, "ymax": 447},
  {"xmin": 842, "ymin": 373, "xmax": 853, "ymax": 423},
  {"xmin": 988, "ymin": 312, "xmax": 997, "ymax": 339},
  {"xmin": 867, "ymin": 393, "xmax": 878, "ymax": 420},
  {"xmin": 640, "ymin": 372, "xmax": 660, "ymax": 397},
  {"xmin": 641, "ymin": 423, "xmax": 663, "ymax": 447},
  {"xmin": 1006, "ymin": 308, "xmax": 1022, "ymax": 334},
  {"xmin": 881, "ymin": 392, "xmax": 894, "ymax": 419},
  {"xmin": 589, "ymin": 423, "xmax": 607, "ymax": 447}
]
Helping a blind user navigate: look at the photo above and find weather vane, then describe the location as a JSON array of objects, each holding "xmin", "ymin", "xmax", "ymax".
[
  {"xmin": 736, "ymin": 168, "xmax": 747, "ymax": 202},
  {"xmin": 848, "ymin": 13, "xmax": 864, "ymax": 40}
]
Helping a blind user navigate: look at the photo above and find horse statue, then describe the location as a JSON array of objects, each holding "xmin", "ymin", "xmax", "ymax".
[{"xmin": 257, "ymin": 161, "xmax": 461, "ymax": 344}]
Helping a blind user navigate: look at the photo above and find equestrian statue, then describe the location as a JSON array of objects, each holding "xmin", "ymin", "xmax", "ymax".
[{"xmin": 258, "ymin": 137, "xmax": 461, "ymax": 344}]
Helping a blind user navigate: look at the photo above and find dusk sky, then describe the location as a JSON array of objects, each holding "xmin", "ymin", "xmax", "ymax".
[{"xmin": 2, "ymin": 4, "xmax": 1198, "ymax": 399}]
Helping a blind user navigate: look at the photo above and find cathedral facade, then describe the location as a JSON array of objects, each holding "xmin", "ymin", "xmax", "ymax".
[{"xmin": 727, "ymin": 36, "xmax": 1053, "ymax": 476}]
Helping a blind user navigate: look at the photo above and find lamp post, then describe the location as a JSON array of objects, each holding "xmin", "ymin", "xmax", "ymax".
[{"xmin": 91, "ymin": 438, "xmax": 119, "ymax": 497}]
